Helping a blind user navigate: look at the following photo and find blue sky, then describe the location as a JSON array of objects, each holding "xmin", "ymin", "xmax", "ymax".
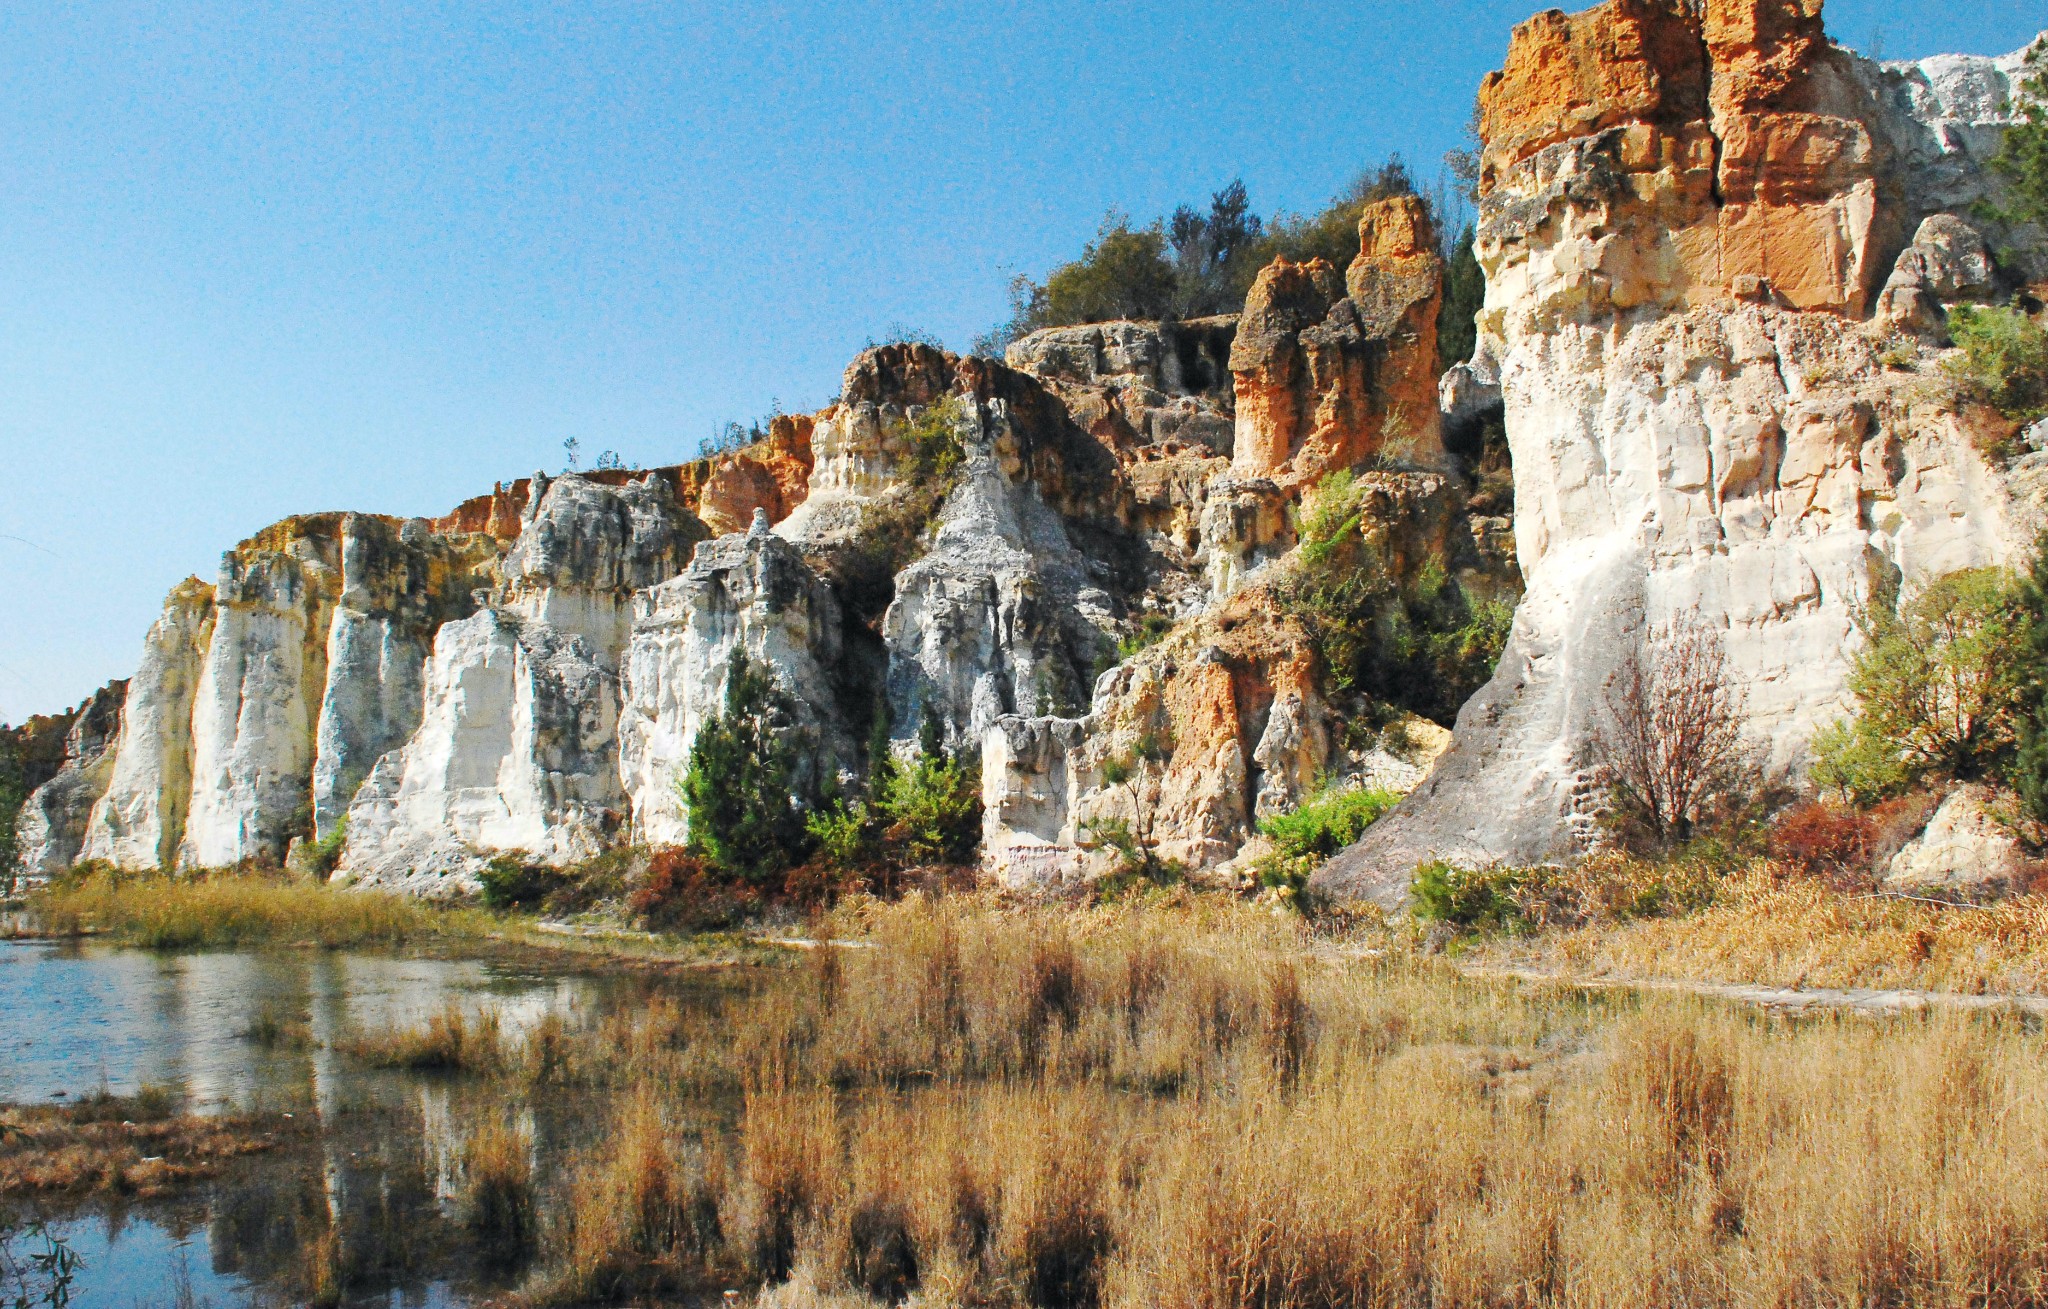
[{"xmin": 2, "ymin": 1, "xmax": 2042, "ymax": 722}]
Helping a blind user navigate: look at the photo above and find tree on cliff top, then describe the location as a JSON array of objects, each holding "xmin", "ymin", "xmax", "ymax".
[
  {"xmin": 679, "ymin": 649, "xmax": 814, "ymax": 880},
  {"xmin": 1984, "ymin": 38, "xmax": 2048, "ymax": 234},
  {"xmin": 973, "ymin": 160, "xmax": 1462, "ymax": 358}
]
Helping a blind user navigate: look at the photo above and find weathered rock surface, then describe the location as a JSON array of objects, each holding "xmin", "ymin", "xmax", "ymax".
[
  {"xmin": 335, "ymin": 473, "xmax": 702, "ymax": 887},
  {"xmin": 179, "ymin": 517, "xmax": 346, "ymax": 868},
  {"xmin": 619, "ymin": 512, "xmax": 856, "ymax": 848},
  {"xmin": 1884, "ymin": 784, "xmax": 2028, "ymax": 891},
  {"xmin": 1319, "ymin": 5, "xmax": 2047, "ymax": 906},
  {"xmin": 11, "ymin": 681, "xmax": 125, "ymax": 881},
  {"xmin": 77, "ymin": 579, "xmax": 216, "ymax": 869},
  {"xmin": 1230, "ymin": 197, "xmax": 1448, "ymax": 489},
  {"xmin": 1877, "ymin": 214, "xmax": 1998, "ymax": 334}
]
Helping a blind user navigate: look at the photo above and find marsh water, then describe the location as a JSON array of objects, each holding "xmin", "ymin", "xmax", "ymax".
[{"xmin": 0, "ymin": 939, "xmax": 729, "ymax": 1308}]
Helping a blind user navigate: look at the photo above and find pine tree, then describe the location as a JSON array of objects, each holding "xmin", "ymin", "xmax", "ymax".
[
  {"xmin": 2013, "ymin": 533, "xmax": 2048, "ymax": 822},
  {"xmin": 1985, "ymin": 40, "xmax": 2048, "ymax": 232},
  {"xmin": 679, "ymin": 649, "xmax": 813, "ymax": 879}
]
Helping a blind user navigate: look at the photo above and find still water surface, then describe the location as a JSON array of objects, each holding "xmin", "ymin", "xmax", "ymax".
[{"xmin": 0, "ymin": 939, "xmax": 702, "ymax": 1308}]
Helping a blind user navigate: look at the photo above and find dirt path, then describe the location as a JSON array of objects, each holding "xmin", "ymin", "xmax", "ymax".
[{"xmin": 1465, "ymin": 964, "xmax": 2048, "ymax": 1016}]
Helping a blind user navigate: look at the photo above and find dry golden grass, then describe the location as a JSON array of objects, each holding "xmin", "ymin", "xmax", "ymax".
[
  {"xmin": 0, "ymin": 1089, "xmax": 283, "ymax": 1197},
  {"xmin": 337, "ymin": 1003, "xmax": 506, "ymax": 1072},
  {"xmin": 501, "ymin": 894, "xmax": 2048, "ymax": 1308},
  {"xmin": 1502, "ymin": 865, "xmax": 2048, "ymax": 994},
  {"xmin": 28, "ymin": 866, "xmax": 491, "ymax": 949},
  {"xmin": 461, "ymin": 1110, "xmax": 538, "ymax": 1268}
]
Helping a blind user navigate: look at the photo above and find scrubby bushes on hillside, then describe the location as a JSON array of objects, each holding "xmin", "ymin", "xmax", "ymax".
[
  {"xmin": 976, "ymin": 160, "xmax": 1484, "ymax": 375},
  {"xmin": 1946, "ymin": 304, "xmax": 2048, "ymax": 421},
  {"xmin": 1278, "ymin": 471, "xmax": 1513, "ymax": 732},
  {"xmin": 1813, "ymin": 568, "xmax": 2025, "ymax": 804}
]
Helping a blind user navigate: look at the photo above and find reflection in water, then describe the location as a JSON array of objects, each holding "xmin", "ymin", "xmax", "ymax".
[{"xmin": 0, "ymin": 941, "xmax": 690, "ymax": 1307}]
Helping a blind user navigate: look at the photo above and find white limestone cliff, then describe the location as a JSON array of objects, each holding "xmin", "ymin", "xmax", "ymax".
[{"xmin": 1316, "ymin": 10, "xmax": 2048, "ymax": 904}]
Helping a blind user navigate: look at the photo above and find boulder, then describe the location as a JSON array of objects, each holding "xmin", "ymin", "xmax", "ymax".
[
  {"xmin": 1877, "ymin": 214, "xmax": 1997, "ymax": 334},
  {"xmin": 1884, "ymin": 784, "xmax": 2028, "ymax": 892}
]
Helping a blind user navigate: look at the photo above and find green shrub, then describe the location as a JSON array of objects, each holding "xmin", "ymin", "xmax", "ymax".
[
  {"xmin": 1983, "ymin": 38, "xmax": 2048, "ymax": 232},
  {"xmin": 1260, "ymin": 786, "xmax": 1400, "ymax": 862},
  {"xmin": 1813, "ymin": 568, "xmax": 2025, "ymax": 803},
  {"xmin": 876, "ymin": 750, "xmax": 981, "ymax": 866},
  {"xmin": 295, "ymin": 817, "xmax": 348, "ymax": 880},
  {"xmin": 477, "ymin": 853, "xmax": 555, "ymax": 910},
  {"xmin": 1253, "ymin": 785, "xmax": 1400, "ymax": 901},
  {"xmin": 1946, "ymin": 304, "xmax": 2048, "ymax": 421},
  {"xmin": 1280, "ymin": 479, "xmax": 1513, "ymax": 727},
  {"xmin": 679, "ymin": 650, "xmax": 815, "ymax": 880},
  {"xmin": 805, "ymin": 800, "xmax": 871, "ymax": 869},
  {"xmin": 1409, "ymin": 861, "xmax": 1527, "ymax": 933},
  {"xmin": 1115, "ymin": 613, "xmax": 1175, "ymax": 662}
]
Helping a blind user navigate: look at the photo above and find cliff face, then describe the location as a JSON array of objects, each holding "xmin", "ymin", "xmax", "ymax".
[
  {"xmin": 16, "ymin": 225, "xmax": 1489, "ymax": 890},
  {"xmin": 16, "ymin": 0, "xmax": 2041, "ymax": 902},
  {"xmin": 1318, "ymin": 1, "xmax": 2047, "ymax": 904}
]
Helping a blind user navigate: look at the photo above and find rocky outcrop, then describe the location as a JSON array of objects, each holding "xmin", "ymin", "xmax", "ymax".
[
  {"xmin": 1318, "ymin": 4, "xmax": 2046, "ymax": 906},
  {"xmin": 1230, "ymin": 197, "xmax": 1447, "ymax": 489},
  {"xmin": 1877, "ymin": 214, "xmax": 1998, "ymax": 335},
  {"xmin": 1883, "ymin": 784, "xmax": 2028, "ymax": 892},
  {"xmin": 335, "ymin": 473, "xmax": 702, "ymax": 888},
  {"xmin": 618, "ymin": 512, "xmax": 857, "ymax": 848},
  {"xmin": 10, "ymin": 681, "xmax": 125, "ymax": 881},
  {"xmin": 76, "ymin": 580, "xmax": 216, "ymax": 869},
  {"xmin": 311, "ymin": 515, "xmax": 500, "ymax": 840},
  {"xmin": 179, "ymin": 517, "xmax": 349, "ymax": 867}
]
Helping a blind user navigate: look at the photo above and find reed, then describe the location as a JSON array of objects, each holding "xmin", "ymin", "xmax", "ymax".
[
  {"xmin": 461, "ymin": 1111, "xmax": 537, "ymax": 1267},
  {"xmin": 28, "ymin": 866, "xmax": 490, "ymax": 949},
  {"xmin": 338, "ymin": 1003, "xmax": 503, "ymax": 1073},
  {"xmin": 507, "ymin": 895, "xmax": 2048, "ymax": 1308}
]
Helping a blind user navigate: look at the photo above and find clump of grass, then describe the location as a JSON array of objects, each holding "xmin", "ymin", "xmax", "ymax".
[
  {"xmin": 460, "ymin": 1112, "xmax": 537, "ymax": 1269},
  {"xmin": 535, "ymin": 1088, "xmax": 727, "ymax": 1305},
  {"xmin": 242, "ymin": 1002, "xmax": 315, "ymax": 1051},
  {"xmin": 28, "ymin": 866, "xmax": 490, "ymax": 950},
  {"xmin": 338, "ymin": 1004, "xmax": 503, "ymax": 1073},
  {"xmin": 0, "ymin": 1092, "xmax": 279, "ymax": 1197}
]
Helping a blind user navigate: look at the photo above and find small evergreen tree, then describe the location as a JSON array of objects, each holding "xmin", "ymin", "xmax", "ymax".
[
  {"xmin": 1437, "ymin": 226, "xmax": 1484, "ymax": 372},
  {"xmin": 678, "ymin": 649, "xmax": 813, "ymax": 880},
  {"xmin": 2013, "ymin": 534, "xmax": 2048, "ymax": 822},
  {"xmin": 1984, "ymin": 39, "xmax": 2048, "ymax": 232},
  {"xmin": 874, "ymin": 703, "xmax": 982, "ymax": 865}
]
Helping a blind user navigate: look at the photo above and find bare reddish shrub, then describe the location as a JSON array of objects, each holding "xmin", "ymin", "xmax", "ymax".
[
  {"xmin": 1593, "ymin": 617, "xmax": 1759, "ymax": 849},
  {"xmin": 1767, "ymin": 802, "xmax": 1877, "ymax": 890},
  {"xmin": 628, "ymin": 849, "xmax": 763, "ymax": 933}
]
